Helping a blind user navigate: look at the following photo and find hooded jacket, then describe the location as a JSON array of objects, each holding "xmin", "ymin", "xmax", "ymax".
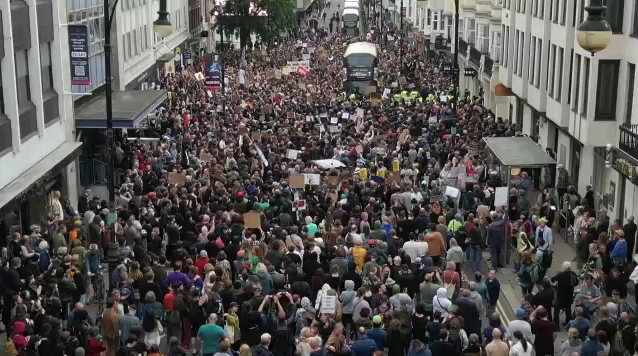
[
  {"xmin": 352, "ymin": 295, "xmax": 371, "ymax": 322},
  {"xmin": 256, "ymin": 270, "xmax": 274, "ymax": 295},
  {"xmin": 467, "ymin": 290, "xmax": 485, "ymax": 316},
  {"xmin": 340, "ymin": 280, "xmax": 357, "ymax": 314},
  {"xmin": 432, "ymin": 288, "xmax": 452, "ymax": 318}
]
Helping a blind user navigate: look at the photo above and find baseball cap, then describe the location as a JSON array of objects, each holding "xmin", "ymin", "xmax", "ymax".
[
  {"xmin": 515, "ymin": 308, "xmax": 526, "ymax": 319},
  {"xmin": 372, "ymin": 315, "xmax": 383, "ymax": 324}
]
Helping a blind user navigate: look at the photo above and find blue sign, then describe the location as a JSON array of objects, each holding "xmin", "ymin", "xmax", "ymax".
[
  {"xmin": 205, "ymin": 55, "xmax": 222, "ymax": 91},
  {"xmin": 68, "ymin": 25, "xmax": 90, "ymax": 85},
  {"xmin": 183, "ymin": 51, "xmax": 192, "ymax": 61}
]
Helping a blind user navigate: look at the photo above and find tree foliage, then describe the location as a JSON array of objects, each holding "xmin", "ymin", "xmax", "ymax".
[{"xmin": 214, "ymin": 0, "xmax": 296, "ymax": 50}]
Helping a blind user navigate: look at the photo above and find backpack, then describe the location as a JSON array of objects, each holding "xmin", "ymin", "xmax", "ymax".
[
  {"xmin": 529, "ymin": 264, "xmax": 541, "ymax": 285},
  {"xmin": 143, "ymin": 309, "xmax": 159, "ymax": 332},
  {"xmin": 448, "ymin": 328, "xmax": 463, "ymax": 354},
  {"xmin": 613, "ymin": 324, "xmax": 631, "ymax": 352},
  {"xmin": 5, "ymin": 339, "xmax": 18, "ymax": 356},
  {"xmin": 540, "ymin": 249, "xmax": 553, "ymax": 270}
]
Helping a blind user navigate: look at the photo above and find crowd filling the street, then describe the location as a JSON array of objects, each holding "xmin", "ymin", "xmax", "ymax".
[{"xmin": 2, "ymin": 2, "xmax": 638, "ymax": 356}]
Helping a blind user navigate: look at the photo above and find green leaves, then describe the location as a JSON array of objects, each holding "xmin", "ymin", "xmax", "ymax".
[{"xmin": 214, "ymin": 0, "xmax": 296, "ymax": 49}]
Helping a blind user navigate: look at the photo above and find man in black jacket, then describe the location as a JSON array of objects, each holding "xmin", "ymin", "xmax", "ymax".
[
  {"xmin": 454, "ymin": 289, "xmax": 482, "ymax": 339},
  {"xmin": 2, "ymin": 257, "xmax": 22, "ymax": 333},
  {"xmin": 430, "ymin": 329, "xmax": 460, "ymax": 356}
]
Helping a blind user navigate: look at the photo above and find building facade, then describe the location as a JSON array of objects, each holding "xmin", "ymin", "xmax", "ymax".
[
  {"xmin": 496, "ymin": 0, "xmax": 638, "ymax": 225},
  {"xmin": 112, "ymin": 0, "xmax": 191, "ymax": 90},
  {"xmin": 406, "ymin": 0, "xmax": 501, "ymax": 111},
  {"xmin": 0, "ymin": 0, "xmax": 82, "ymax": 240}
]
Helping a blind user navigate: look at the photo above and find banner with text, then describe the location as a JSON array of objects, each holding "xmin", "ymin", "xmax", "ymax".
[
  {"xmin": 68, "ymin": 25, "xmax": 90, "ymax": 85},
  {"xmin": 206, "ymin": 54, "xmax": 222, "ymax": 92}
]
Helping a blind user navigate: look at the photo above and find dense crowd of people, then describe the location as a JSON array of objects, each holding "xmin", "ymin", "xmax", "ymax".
[{"xmin": 3, "ymin": 6, "xmax": 638, "ymax": 356}]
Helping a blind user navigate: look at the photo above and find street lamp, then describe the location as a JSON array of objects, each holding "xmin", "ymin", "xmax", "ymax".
[
  {"xmin": 452, "ymin": 0, "xmax": 459, "ymax": 111},
  {"xmin": 399, "ymin": 0, "xmax": 404, "ymax": 73},
  {"xmin": 213, "ymin": 9, "xmax": 226, "ymax": 96},
  {"xmin": 576, "ymin": 0, "xmax": 612, "ymax": 55},
  {"xmin": 104, "ymin": 0, "xmax": 172, "ymax": 263}
]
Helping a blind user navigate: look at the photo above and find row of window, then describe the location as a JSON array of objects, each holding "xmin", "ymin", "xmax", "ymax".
[
  {"xmin": 501, "ymin": 24, "xmax": 635, "ymax": 121},
  {"xmin": 507, "ymin": 0, "xmax": 629, "ymax": 35},
  {"xmin": 0, "ymin": 42, "xmax": 54, "ymax": 115}
]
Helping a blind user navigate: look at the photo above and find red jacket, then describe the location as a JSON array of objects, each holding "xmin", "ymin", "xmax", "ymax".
[
  {"xmin": 194, "ymin": 257, "xmax": 209, "ymax": 275},
  {"xmin": 86, "ymin": 339, "xmax": 106, "ymax": 356}
]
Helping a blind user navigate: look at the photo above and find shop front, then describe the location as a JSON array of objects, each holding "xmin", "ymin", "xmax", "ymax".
[{"xmin": 125, "ymin": 63, "xmax": 159, "ymax": 90}]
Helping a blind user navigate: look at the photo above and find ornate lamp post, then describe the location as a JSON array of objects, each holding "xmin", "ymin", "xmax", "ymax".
[{"xmin": 576, "ymin": 0, "xmax": 612, "ymax": 55}]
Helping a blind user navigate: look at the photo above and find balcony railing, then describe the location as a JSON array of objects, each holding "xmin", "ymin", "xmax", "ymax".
[
  {"xmin": 484, "ymin": 56, "xmax": 493, "ymax": 76},
  {"xmin": 620, "ymin": 124, "xmax": 638, "ymax": 160},
  {"xmin": 470, "ymin": 47, "xmax": 481, "ymax": 65},
  {"xmin": 458, "ymin": 39, "xmax": 468, "ymax": 55}
]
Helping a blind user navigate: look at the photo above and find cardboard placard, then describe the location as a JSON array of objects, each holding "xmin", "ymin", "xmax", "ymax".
[
  {"xmin": 289, "ymin": 174, "xmax": 306, "ymax": 189},
  {"xmin": 238, "ymin": 125, "xmax": 248, "ymax": 135},
  {"xmin": 286, "ymin": 149, "xmax": 300, "ymax": 160},
  {"xmin": 251, "ymin": 131, "xmax": 262, "ymax": 141},
  {"xmin": 399, "ymin": 129, "xmax": 409, "ymax": 143},
  {"xmin": 371, "ymin": 98, "xmax": 381, "ymax": 106},
  {"xmin": 287, "ymin": 112, "xmax": 295, "ymax": 119},
  {"xmin": 243, "ymin": 212, "xmax": 261, "ymax": 229},
  {"xmin": 355, "ymin": 145, "xmax": 363, "ymax": 154},
  {"xmin": 231, "ymin": 94, "xmax": 240, "ymax": 102},
  {"xmin": 324, "ymin": 175, "xmax": 341, "ymax": 187},
  {"xmin": 388, "ymin": 171, "xmax": 401, "ymax": 184},
  {"xmin": 307, "ymin": 96, "xmax": 313, "ymax": 104},
  {"xmin": 200, "ymin": 153, "xmax": 213, "ymax": 162},
  {"xmin": 168, "ymin": 172, "xmax": 186, "ymax": 185}
]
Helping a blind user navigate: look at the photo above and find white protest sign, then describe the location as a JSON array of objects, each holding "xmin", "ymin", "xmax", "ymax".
[
  {"xmin": 287, "ymin": 149, "xmax": 301, "ymax": 160},
  {"xmin": 302, "ymin": 53, "xmax": 311, "ymax": 61},
  {"xmin": 330, "ymin": 117, "xmax": 339, "ymax": 124},
  {"xmin": 320, "ymin": 295, "xmax": 337, "ymax": 314},
  {"xmin": 287, "ymin": 60, "xmax": 311, "ymax": 71},
  {"xmin": 304, "ymin": 173, "xmax": 321, "ymax": 185}
]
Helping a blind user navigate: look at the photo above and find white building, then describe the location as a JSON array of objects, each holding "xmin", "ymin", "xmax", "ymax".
[
  {"xmin": 406, "ymin": 0, "xmax": 502, "ymax": 110},
  {"xmin": 113, "ymin": 0, "xmax": 191, "ymax": 90},
  {"xmin": 497, "ymin": 0, "xmax": 638, "ymax": 224},
  {"xmin": 0, "ymin": 0, "xmax": 82, "ymax": 238}
]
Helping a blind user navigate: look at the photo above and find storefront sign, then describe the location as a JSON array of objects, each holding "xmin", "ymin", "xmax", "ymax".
[
  {"xmin": 614, "ymin": 157, "xmax": 638, "ymax": 184},
  {"xmin": 68, "ymin": 25, "xmax": 90, "ymax": 85},
  {"xmin": 442, "ymin": 62, "xmax": 453, "ymax": 75},
  {"xmin": 464, "ymin": 68, "xmax": 478, "ymax": 77}
]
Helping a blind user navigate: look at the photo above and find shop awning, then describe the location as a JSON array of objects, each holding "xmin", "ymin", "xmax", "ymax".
[
  {"xmin": 0, "ymin": 141, "xmax": 82, "ymax": 212},
  {"xmin": 74, "ymin": 90, "xmax": 168, "ymax": 129},
  {"xmin": 156, "ymin": 52, "xmax": 177, "ymax": 63}
]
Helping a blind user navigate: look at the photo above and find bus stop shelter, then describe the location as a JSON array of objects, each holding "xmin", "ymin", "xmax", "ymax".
[
  {"xmin": 482, "ymin": 136, "xmax": 557, "ymax": 263},
  {"xmin": 483, "ymin": 136, "xmax": 557, "ymax": 191}
]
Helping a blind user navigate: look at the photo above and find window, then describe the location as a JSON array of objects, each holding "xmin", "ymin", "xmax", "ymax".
[
  {"xmin": 547, "ymin": 44, "xmax": 556, "ymax": 97},
  {"xmin": 538, "ymin": 0, "xmax": 545, "ymax": 18},
  {"xmin": 127, "ymin": 32, "xmax": 132, "ymax": 58},
  {"xmin": 556, "ymin": 46, "xmax": 564, "ymax": 102},
  {"xmin": 560, "ymin": 0, "xmax": 566, "ymax": 24},
  {"xmin": 532, "ymin": 0, "xmax": 538, "ymax": 17},
  {"xmin": 446, "ymin": 16, "xmax": 452, "ymax": 39},
  {"xmin": 517, "ymin": 32, "xmax": 524, "ymax": 76},
  {"xmin": 550, "ymin": 0, "xmax": 557, "ymax": 23},
  {"xmin": 0, "ymin": 65, "xmax": 4, "ymax": 114},
  {"xmin": 573, "ymin": 54, "xmax": 581, "ymax": 112},
  {"xmin": 457, "ymin": 19, "xmax": 465, "ymax": 40},
  {"xmin": 491, "ymin": 31, "xmax": 501, "ymax": 62},
  {"xmin": 582, "ymin": 57, "xmax": 590, "ymax": 115},
  {"xmin": 567, "ymin": 49, "xmax": 574, "ymax": 105},
  {"xmin": 39, "ymin": 43, "xmax": 54, "ymax": 92},
  {"xmin": 478, "ymin": 25, "xmax": 489, "ymax": 53},
  {"xmin": 534, "ymin": 38, "xmax": 542, "ymax": 87},
  {"xmin": 627, "ymin": 63, "xmax": 635, "ymax": 125},
  {"xmin": 595, "ymin": 60, "xmax": 620, "ymax": 120},
  {"xmin": 633, "ymin": 0, "xmax": 638, "ymax": 35},
  {"xmin": 513, "ymin": 30, "xmax": 520, "ymax": 74},
  {"xmin": 603, "ymin": 0, "xmax": 624, "ymax": 33},
  {"xmin": 15, "ymin": 50, "xmax": 31, "ymax": 106},
  {"xmin": 466, "ymin": 19, "xmax": 476, "ymax": 44},
  {"xmin": 528, "ymin": 36, "xmax": 536, "ymax": 83},
  {"xmin": 433, "ymin": 11, "xmax": 439, "ymax": 32},
  {"xmin": 579, "ymin": 0, "xmax": 586, "ymax": 25},
  {"xmin": 572, "ymin": 1, "xmax": 578, "ymax": 27},
  {"xmin": 134, "ymin": 29, "xmax": 139, "ymax": 55},
  {"xmin": 427, "ymin": 9, "xmax": 431, "ymax": 26}
]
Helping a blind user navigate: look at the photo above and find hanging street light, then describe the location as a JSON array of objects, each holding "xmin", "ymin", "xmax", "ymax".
[{"xmin": 576, "ymin": 0, "xmax": 612, "ymax": 55}]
